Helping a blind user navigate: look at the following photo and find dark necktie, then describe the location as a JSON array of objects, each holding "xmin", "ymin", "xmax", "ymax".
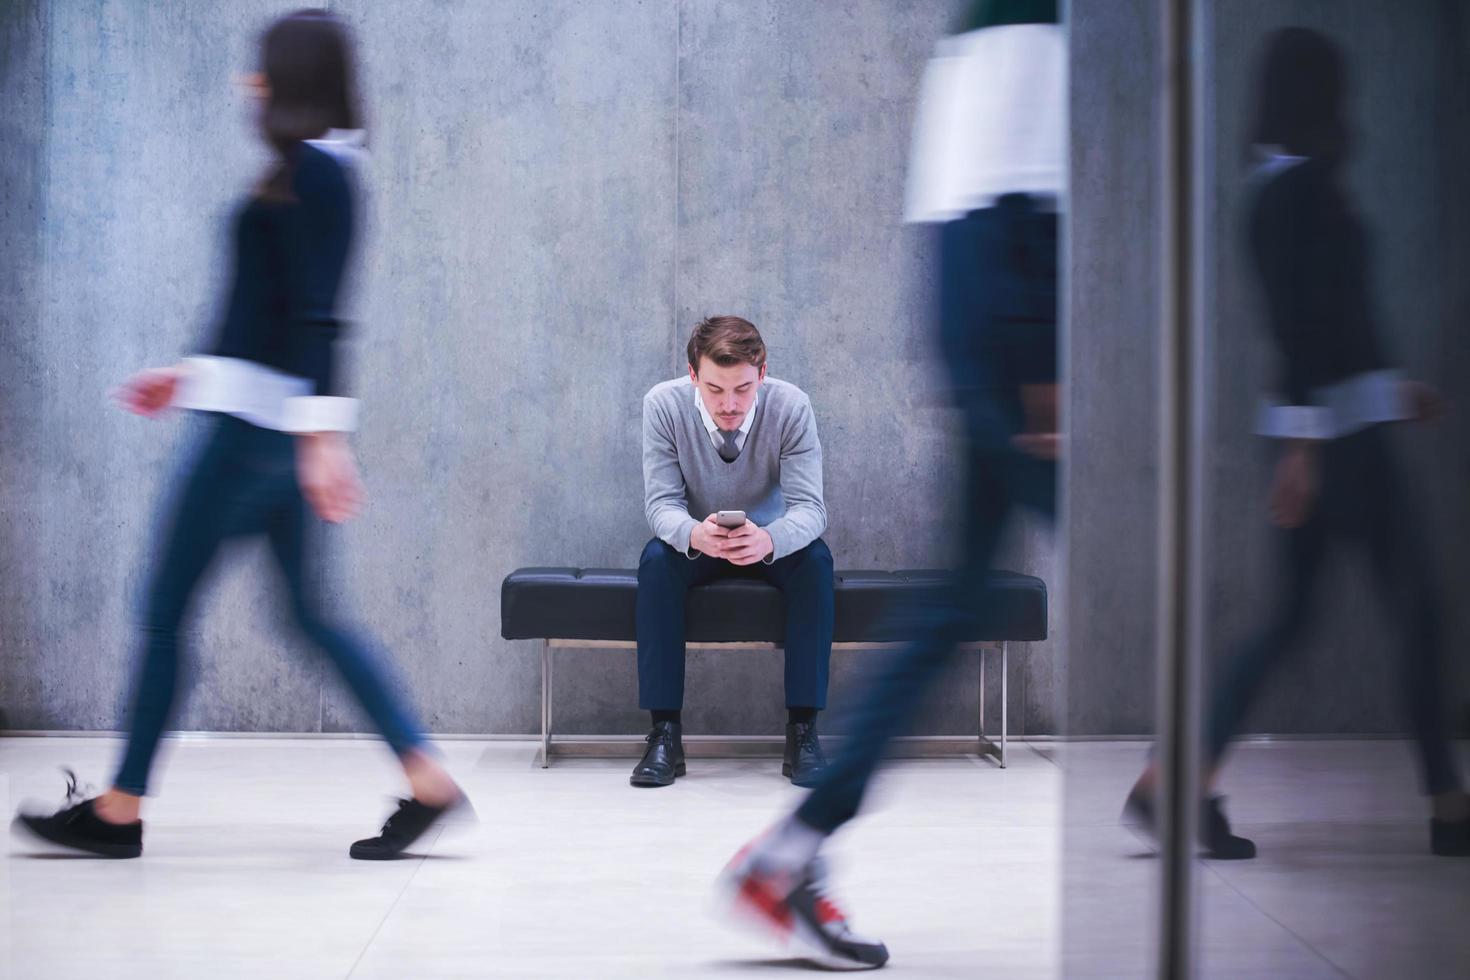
[{"xmin": 718, "ymin": 428, "xmax": 741, "ymax": 462}]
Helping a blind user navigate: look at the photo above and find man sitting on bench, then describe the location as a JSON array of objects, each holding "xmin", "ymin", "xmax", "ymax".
[{"xmin": 633, "ymin": 315, "xmax": 833, "ymax": 788}]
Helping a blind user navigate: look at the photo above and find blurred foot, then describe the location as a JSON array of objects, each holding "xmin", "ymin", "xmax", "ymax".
[
  {"xmin": 350, "ymin": 792, "xmax": 473, "ymax": 860},
  {"xmin": 1122, "ymin": 786, "xmax": 1256, "ymax": 860},
  {"xmin": 403, "ymin": 749, "xmax": 461, "ymax": 808},
  {"xmin": 1200, "ymin": 796, "xmax": 1256, "ymax": 859},
  {"xmin": 717, "ymin": 822, "xmax": 889, "ymax": 970},
  {"xmin": 12, "ymin": 769, "xmax": 142, "ymax": 859},
  {"xmin": 1122, "ymin": 782, "xmax": 1155, "ymax": 829}
]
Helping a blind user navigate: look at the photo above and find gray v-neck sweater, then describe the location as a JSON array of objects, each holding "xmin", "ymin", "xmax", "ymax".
[{"xmin": 642, "ymin": 376, "xmax": 826, "ymax": 561}]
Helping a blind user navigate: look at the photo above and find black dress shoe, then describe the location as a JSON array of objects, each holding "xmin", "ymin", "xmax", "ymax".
[
  {"xmin": 630, "ymin": 721, "xmax": 685, "ymax": 787},
  {"xmin": 350, "ymin": 793, "xmax": 472, "ymax": 860},
  {"xmin": 1431, "ymin": 816, "xmax": 1470, "ymax": 856},
  {"xmin": 1122, "ymin": 787, "xmax": 1256, "ymax": 860},
  {"xmin": 783, "ymin": 722, "xmax": 828, "ymax": 788},
  {"xmin": 12, "ymin": 770, "xmax": 142, "ymax": 859}
]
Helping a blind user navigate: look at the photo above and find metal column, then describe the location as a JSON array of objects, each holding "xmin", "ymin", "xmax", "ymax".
[{"xmin": 1156, "ymin": 0, "xmax": 1210, "ymax": 974}]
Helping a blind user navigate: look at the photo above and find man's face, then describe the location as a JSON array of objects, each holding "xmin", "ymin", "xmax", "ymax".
[{"xmin": 689, "ymin": 358, "xmax": 766, "ymax": 431}]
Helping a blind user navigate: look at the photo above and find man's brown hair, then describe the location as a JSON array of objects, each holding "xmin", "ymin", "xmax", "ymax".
[{"xmin": 686, "ymin": 315, "xmax": 766, "ymax": 371}]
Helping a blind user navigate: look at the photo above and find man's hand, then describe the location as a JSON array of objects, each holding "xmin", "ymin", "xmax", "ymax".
[
  {"xmin": 690, "ymin": 514, "xmax": 731, "ymax": 558},
  {"xmin": 1268, "ymin": 442, "xmax": 1318, "ymax": 530},
  {"xmin": 723, "ymin": 521, "xmax": 774, "ymax": 566},
  {"xmin": 113, "ymin": 365, "xmax": 186, "ymax": 419},
  {"xmin": 296, "ymin": 431, "xmax": 365, "ymax": 524}
]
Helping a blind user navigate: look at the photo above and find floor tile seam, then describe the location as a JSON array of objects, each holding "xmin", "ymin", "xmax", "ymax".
[
  {"xmin": 344, "ymin": 826, "xmax": 445, "ymax": 979},
  {"xmin": 1198, "ymin": 859, "xmax": 1356, "ymax": 979}
]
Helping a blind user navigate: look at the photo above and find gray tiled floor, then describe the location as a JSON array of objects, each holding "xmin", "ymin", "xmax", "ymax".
[
  {"xmin": 1052, "ymin": 740, "xmax": 1470, "ymax": 979},
  {"xmin": 2, "ymin": 736, "xmax": 1465, "ymax": 978}
]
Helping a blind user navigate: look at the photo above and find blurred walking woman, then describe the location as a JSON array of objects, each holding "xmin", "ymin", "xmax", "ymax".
[
  {"xmin": 1127, "ymin": 26, "xmax": 1468, "ymax": 858},
  {"xmin": 15, "ymin": 9, "xmax": 467, "ymax": 860}
]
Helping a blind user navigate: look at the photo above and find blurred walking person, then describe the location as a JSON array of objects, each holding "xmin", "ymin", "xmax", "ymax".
[
  {"xmin": 1124, "ymin": 27, "xmax": 1468, "ymax": 859},
  {"xmin": 14, "ymin": 9, "xmax": 469, "ymax": 861},
  {"xmin": 715, "ymin": 0, "xmax": 1065, "ymax": 968}
]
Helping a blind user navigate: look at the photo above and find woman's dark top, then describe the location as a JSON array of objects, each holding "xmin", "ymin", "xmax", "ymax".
[
  {"xmin": 1249, "ymin": 156, "xmax": 1390, "ymax": 409},
  {"xmin": 209, "ymin": 141, "xmax": 355, "ymax": 397}
]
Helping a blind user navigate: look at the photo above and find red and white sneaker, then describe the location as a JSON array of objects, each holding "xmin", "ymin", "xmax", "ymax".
[{"xmin": 717, "ymin": 837, "xmax": 890, "ymax": 970}]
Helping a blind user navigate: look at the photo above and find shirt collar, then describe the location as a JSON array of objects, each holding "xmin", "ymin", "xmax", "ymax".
[{"xmin": 693, "ymin": 382, "xmax": 758, "ymax": 437}]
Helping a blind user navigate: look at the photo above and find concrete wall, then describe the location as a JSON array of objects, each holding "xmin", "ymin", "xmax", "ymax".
[
  {"xmin": 6, "ymin": 0, "xmax": 1462, "ymax": 741},
  {"xmin": 0, "ymin": 0, "xmax": 48, "ymax": 733},
  {"xmin": 2, "ymin": 0, "xmax": 1072, "ymax": 738},
  {"xmin": 1063, "ymin": 0, "xmax": 1162, "ymax": 737}
]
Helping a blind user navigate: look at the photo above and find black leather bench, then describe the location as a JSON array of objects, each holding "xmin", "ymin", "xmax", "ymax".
[{"xmin": 501, "ymin": 567, "xmax": 1048, "ymax": 767}]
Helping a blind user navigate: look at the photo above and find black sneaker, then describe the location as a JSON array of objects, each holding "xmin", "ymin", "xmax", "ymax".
[
  {"xmin": 1122, "ymin": 786, "xmax": 1256, "ymax": 860},
  {"xmin": 12, "ymin": 769, "xmax": 143, "ymax": 859},
  {"xmin": 718, "ymin": 839, "xmax": 889, "ymax": 970},
  {"xmin": 350, "ymin": 794, "xmax": 472, "ymax": 861},
  {"xmin": 1200, "ymin": 795, "xmax": 1256, "ymax": 859}
]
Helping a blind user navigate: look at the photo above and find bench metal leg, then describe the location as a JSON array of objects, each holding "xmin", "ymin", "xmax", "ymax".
[
  {"xmin": 978, "ymin": 643, "xmax": 1010, "ymax": 768},
  {"xmin": 979, "ymin": 647, "xmax": 987, "ymax": 748},
  {"xmin": 1000, "ymin": 641, "xmax": 1008, "ymax": 769},
  {"xmin": 541, "ymin": 639, "xmax": 553, "ymax": 768}
]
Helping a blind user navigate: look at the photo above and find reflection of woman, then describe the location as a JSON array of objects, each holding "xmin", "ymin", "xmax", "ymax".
[
  {"xmin": 15, "ymin": 10, "xmax": 467, "ymax": 860},
  {"xmin": 1128, "ymin": 27, "xmax": 1467, "ymax": 858}
]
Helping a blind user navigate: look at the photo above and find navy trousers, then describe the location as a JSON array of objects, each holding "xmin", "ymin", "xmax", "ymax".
[{"xmin": 635, "ymin": 538, "xmax": 834, "ymax": 711}]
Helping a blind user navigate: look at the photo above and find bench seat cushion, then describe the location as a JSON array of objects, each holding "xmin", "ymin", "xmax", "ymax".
[{"xmin": 500, "ymin": 568, "xmax": 1047, "ymax": 644}]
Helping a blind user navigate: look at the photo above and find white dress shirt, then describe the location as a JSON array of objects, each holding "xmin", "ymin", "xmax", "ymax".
[{"xmin": 693, "ymin": 386, "xmax": 758, "ymax": 452}]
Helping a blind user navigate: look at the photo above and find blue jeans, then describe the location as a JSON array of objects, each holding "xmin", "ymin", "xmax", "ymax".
[
  {"xmin": 635, "ymin": 538, "xmax": 834, "ymax": 711},
  {"xmin": 797, "ymin": 200, "xmax": 1059, "ymax": 834},
  {"xmin": 113, "ymin": 415, "xmax": 427, "ymax": 795},
  {"xmin": 796, "ymin": 451, "xmax": 1055, "ymax": 833}
]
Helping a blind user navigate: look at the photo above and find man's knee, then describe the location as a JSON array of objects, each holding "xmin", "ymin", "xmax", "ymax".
[
  {"xmin": 638, "ymin": 538, "xmax": 685, "ymax": 583},
  {"xmin": 789, "ymin": 539, "xmax": 834, "ymax": 582}
]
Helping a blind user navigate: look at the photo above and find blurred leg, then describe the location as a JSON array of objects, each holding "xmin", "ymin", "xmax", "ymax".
[
  {"xmin": 1205, "ymin": 509, "xmax": 1330, "ymax": 769},
  {"xmin": 112, "ymin": 421, "xmax": 243, "ymax": 796},
  {"xmin": 1361, "ymin": 449, "xmax": 1461, "ymax": 796},
  {"xmin": 796, "ymin": 453, "xmax": 1012, "ymax": 834},
  {"xmin": 265, "ymin": 488, "xmax": 427, "ymax": 759}
]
